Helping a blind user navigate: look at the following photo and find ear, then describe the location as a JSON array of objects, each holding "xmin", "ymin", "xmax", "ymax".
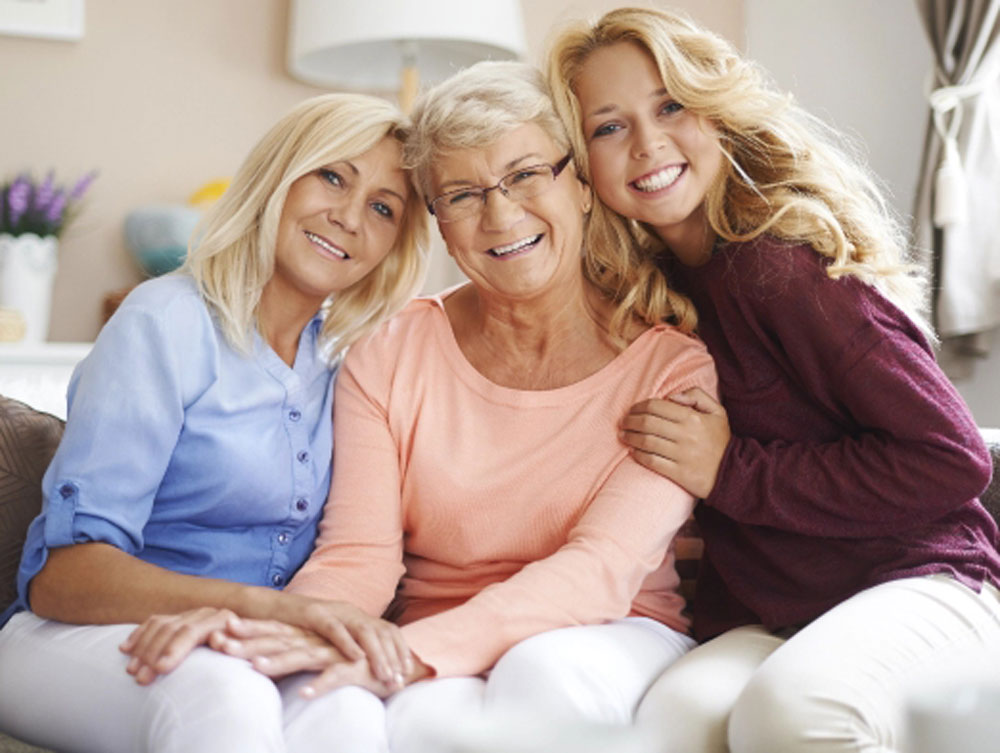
[{"xmin": 579, "ymin": 180, "xmax": 593, "ymax": 214}]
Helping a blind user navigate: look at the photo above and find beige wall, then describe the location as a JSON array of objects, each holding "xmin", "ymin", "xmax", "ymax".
[{"xmin": 0, "ymin": 0, "xmax": 742, "ymax": 342}]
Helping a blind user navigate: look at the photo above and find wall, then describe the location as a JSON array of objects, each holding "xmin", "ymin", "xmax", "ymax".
[
  {"xmin": 0, "ymin": 0, "xmax": 741, "ymax": 344},
  {"xmin": 0, "ymin": 0, "xmax": 326, "ymax": 341},
  {"xmin": 745, "ymin": 0, "xmax": 1000, "ymax": 425}
]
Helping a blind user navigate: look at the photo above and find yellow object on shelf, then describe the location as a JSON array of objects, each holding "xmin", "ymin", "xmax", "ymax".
[
  {"xmin": 0, "ymin": 306, "xmax": 26, "ymax": 342},
  {"xmin": 188, "ymin": 179, "xmax": 230, "ymax": 207}
]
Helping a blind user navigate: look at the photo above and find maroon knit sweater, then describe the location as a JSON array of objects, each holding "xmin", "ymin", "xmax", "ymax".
[{"xmin": 666, "ymin": 237, "xmax": 1000, "ymax": 642}]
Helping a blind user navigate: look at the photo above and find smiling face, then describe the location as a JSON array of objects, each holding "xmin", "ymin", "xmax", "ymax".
[
  {"xmin": 430, "ymin": 122, "xmax": 592, "ymax": 303},
  {"xmin": 270, "ymin": 136, "xmax": 409, "ymax": 310},
  {"xmin": 574, "ymin": 41, "xmax": 724, "ymax": 263}
]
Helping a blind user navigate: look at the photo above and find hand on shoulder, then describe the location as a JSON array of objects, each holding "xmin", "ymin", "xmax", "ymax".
[{"xmin": 621, "ymin": 387, "xmax": 731, "ymax": 498}]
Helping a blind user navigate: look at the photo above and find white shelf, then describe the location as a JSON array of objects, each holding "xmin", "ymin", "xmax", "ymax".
[{"xmin": 0, "ymin": 342, "xmax": 93, "ymax": 419}]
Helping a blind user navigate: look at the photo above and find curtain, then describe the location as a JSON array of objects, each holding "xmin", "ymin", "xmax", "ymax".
[{"xmin": 912, "ymin": 0, "xmax": 1000, "ymax": 378}]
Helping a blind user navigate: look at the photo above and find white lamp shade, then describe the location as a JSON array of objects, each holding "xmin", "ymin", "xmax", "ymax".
[{"xmin": 288, "ymin": 0, "xmax": 528, "ymax": 90}]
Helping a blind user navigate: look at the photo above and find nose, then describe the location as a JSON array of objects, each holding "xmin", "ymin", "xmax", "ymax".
[
  {"xmin": 480, "ymin": 187, "xmax": 524, "ymax": 232},
  {"xmin": 630, "ymin": 118, "xmax": 666, "ymax": 160},
  {"xmin": 329, "ymin": 189, "xmax": 363, "ymax": 233}
]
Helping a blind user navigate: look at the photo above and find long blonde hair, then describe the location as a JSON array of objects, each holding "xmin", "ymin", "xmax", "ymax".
[
  {"xmin": 548, "ymin": 6, "xmax": 932, "ymax": 338},
  {"xmin": 184, "ymin": 93, "xmax": 428, "ymax": 359}
]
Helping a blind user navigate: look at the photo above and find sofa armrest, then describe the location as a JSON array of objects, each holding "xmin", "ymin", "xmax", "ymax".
[
  {"xmin": 0, "ymin": 395, "xmax": 65, "ymax": 615},
  {"xmin": 980, "ymin": 428, "xmax": 1000, "ymax": 525}
]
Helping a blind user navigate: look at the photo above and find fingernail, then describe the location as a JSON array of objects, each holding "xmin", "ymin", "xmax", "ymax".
[
  {"xmin": 255, "ymin": 655, "xmax": 271, "ymax": 667},
  {"xmin": 300, "ymin": 685, "xmax": 316, "ymax": 699},
  {"xmin": 394, "ymin": 672, "xmax": 404, "ymax": 688}
]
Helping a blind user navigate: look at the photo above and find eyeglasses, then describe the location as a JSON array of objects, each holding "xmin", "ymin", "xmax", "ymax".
[{"xmin": 428, "ymin": 153, "xmax": 573, "ymax": 223}]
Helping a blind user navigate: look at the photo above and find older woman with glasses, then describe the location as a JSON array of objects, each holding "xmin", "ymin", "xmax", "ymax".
[{"xmin": 213, "ymin": 61, "xmax": 717, "ymax": 751}]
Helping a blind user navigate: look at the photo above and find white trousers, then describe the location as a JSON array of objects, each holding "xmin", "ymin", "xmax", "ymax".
[
  {"xmin": 635, "ymin": 575, "xmax": 1000, "ymax": 753},
  {"xmin": 0, "ymin": 615, "xmax": 692, "ymax": 753},
  {"xmin": 0, "ymin": 612, "xmax": 387, "ymax": 753},
  {"xmin": 386, "ymin": 616, "xmax": 695, "ymax": 753}
]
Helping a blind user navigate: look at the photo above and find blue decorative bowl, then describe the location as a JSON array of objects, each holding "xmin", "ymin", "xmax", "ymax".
[{"xmin": 124, "ymin": 205, "xmax": 202, "ymax": 277}]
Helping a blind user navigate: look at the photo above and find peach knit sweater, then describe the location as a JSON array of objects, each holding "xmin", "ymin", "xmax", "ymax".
[{"xmin": 288, "ymin": 293, "xmax": 718, "ymax": 677}]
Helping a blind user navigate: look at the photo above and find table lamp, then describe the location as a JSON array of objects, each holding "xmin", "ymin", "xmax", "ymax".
[{"xmin": 286, "ymin": 0, "xmax": 527, "ymax": 112}]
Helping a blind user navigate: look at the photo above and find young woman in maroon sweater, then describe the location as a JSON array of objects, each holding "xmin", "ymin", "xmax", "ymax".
[{"xmin": 548, "ymin": 7, "xmax": 1000, "ymax": 753}]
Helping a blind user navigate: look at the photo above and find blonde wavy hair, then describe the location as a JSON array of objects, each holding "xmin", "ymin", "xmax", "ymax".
[
  {"xmin": 183, "ymin": 93, "xmax": 428, "ymax": 359},
  {"xmin": 548, "ymin": 6, "xmax": 932, "ymax": 338}
]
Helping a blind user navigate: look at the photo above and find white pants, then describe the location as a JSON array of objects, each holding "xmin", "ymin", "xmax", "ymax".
[
  {"xmin": 386, "ymin": 617, "xmax": 694, "ymax": 753},
  {"xmin": 0, "ymin": 614, "xmax": 691, "ymax": 753},
  {"xmin": 635, "ymin": 575, "xmax": 1000, "ymax": 753},
  {"xmin": 0, "ymin": 612, "xmax": 388, "ymax": 753}
]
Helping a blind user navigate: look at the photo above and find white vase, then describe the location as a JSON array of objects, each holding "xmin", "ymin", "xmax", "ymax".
[{"xmin": 0, "ymin": 233, "xmax": 58, "ymax": 343}]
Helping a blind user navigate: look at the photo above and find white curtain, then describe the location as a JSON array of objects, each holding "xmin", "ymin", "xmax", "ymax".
[{"xmin": 912, "ymin": 0, "xmax": 1000, "ymax": 374}]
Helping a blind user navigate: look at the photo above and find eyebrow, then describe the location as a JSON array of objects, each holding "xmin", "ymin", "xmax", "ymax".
[
  {"xmin": 584, "ymin": 88, "xmax": 670, "ymax": 120},
  {"xmin": 329, "ymin": 159, "xmax": 359, "ymax": 177},
  {"xmin": 437, "ymin": 152, "xmax": 549, "ymax": 191},
  {"xmin": 379, "ymin": 186, "xmax": 408, "ymax": 205}
]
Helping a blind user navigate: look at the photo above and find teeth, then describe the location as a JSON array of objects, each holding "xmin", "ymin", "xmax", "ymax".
[
  {"xmin": 305, "ymin": 231, "xmax": 347, "ymax": 259},
  {"xmin": 490, "ymin": 234, "xmax": 541, "ymax": 257},
  {"xmin": 633, "ymin": 166, "xmax": 683, "ymax": 192}
]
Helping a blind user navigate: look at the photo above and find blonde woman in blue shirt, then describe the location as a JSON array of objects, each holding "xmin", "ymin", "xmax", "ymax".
[{"xmin": 0, "ymin": 93, "xmax": 427, "ymax": 753}]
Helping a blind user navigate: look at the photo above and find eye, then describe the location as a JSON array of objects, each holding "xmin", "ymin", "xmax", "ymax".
[
  {"xmin": 591, "ymin": 122, "xmax": 622, "ymax": 139},
  {"xmin": 371, "ymin": 201, "xmax": 395, "ymax": 220},
  {"xmin": 318, "ymin": 168, "xmax": 345, "ymax": 188},
  {"xmin": 446, "ymin": 190, "xmax": 478, "ymax": 206},
  {"xmin": 659, "ymin": 100, "xmax": 684, "ymax": 116},
  {"xmin": 509, "ymin": 166, "xmax": 547, "ymax": 184}
]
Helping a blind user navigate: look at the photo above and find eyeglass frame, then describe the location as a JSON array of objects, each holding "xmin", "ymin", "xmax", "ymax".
[{"xmin": 426, "ymin": 153, "xmax": 574, "ymax": 222}]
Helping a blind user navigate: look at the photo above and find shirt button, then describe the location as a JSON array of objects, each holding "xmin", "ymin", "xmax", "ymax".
[
  {"xmin": 59, "ymin": 484, "xmax": 74, "ymax": 499},
  {"xmin": 295, "ymin": 498, "xmax": 309, "ymax": 512},
  {"xmin": 288, "ymin": 409, "xmax": 301, "ymax": 422},
  {"xmin": 297, "ymin": 450, "xmax": 310, "ymax": 464},
  {"xmin": 271, "ymin": 573, "xmax": 284, "ymax": 586},
  {"xmin": 277, "ymin": 532, "xmax": 289, "ymax": 545}
]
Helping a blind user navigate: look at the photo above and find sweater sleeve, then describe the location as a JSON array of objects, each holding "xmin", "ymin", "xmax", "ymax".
[
  {"xmin": 400, "ymin": 459, "xmax": 697, "ymax": 677},
  {"xmin": 707, "ymin": 254, "xmax": 991, "ymax": 538}
]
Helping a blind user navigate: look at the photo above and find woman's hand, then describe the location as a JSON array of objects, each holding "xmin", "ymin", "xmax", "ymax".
[
  {"xmin": 119, "ymin": 606, "xmax": 238, "ymax": 684},
  {"xmin": 277, "ymin": 596, "xmax": 412, "ymax": 687},
  {"xmin": 621, "ymin": 387, "xmax": 731, "ymax": 498},
  {"xmin": 211, "ymin": 618, "xmax": 430, "ymax": 699}
]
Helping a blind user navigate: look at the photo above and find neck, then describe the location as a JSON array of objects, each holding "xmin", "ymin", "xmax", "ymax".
[
  {"xmin": 258, "ymin": 282, "xmax": 323, "ymax": 367},
  {"xmin": 446, "ymin": 278, "xmax": 623, "ymax": 389},
  {"xmin": 656, "ymin": 215, "xmax": 717, "ymax": 268}
]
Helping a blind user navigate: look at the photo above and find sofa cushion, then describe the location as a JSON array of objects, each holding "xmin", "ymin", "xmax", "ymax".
[
  {"xmin": 0, "ymin": 396, "xmax": 65, "ymax": 614},
  {"xmin": 981, "ymin": 428, "xmax": 1000, "ymax": 524}
]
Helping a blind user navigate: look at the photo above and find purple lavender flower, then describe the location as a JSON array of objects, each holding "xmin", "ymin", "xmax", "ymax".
[
  {"xmin": 2, "ymin": 169, "xmax": 97, "ymax": 237},
  {"xmin": 7, "ymin": 175, "xmax": 30, "ymax": 226},
  {"xmin": 34, "ymin": 170, "xmax": 55, "ymax": 212},
  {"xmin": 44, "ymin": 189, "xmax": 67, "ymax": 226},
  {"xmin": 69, "ymin": 170, "xmax": 98, "ymax": 201}
]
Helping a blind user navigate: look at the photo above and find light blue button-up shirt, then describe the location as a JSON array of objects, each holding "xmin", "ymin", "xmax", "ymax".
[{"xmin": 2, "ymin": 274, "xmax": 335, "ymax": 626}]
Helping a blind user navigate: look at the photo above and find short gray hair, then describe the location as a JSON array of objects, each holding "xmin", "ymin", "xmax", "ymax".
[{"xmin": 405, "ymin": 61, "xmax": 571, "ymax": 198}]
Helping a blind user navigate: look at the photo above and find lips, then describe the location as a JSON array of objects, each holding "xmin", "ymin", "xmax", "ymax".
[
  {"xmin": 487, "ymin": 234, "xmax": 543, "ymax": 258},
  {"xmin": 305, "ymin": 230, "xmax": 349, "ymax": 260},
  {"xmin": 631, "ymin": 164, "xmax": 684, "ymax": 193}
]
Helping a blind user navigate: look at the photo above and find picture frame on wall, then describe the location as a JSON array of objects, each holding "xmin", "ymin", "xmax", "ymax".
[{"xmin": 0, "ymin": 0, "xmax": 84, "ymax": 41}]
